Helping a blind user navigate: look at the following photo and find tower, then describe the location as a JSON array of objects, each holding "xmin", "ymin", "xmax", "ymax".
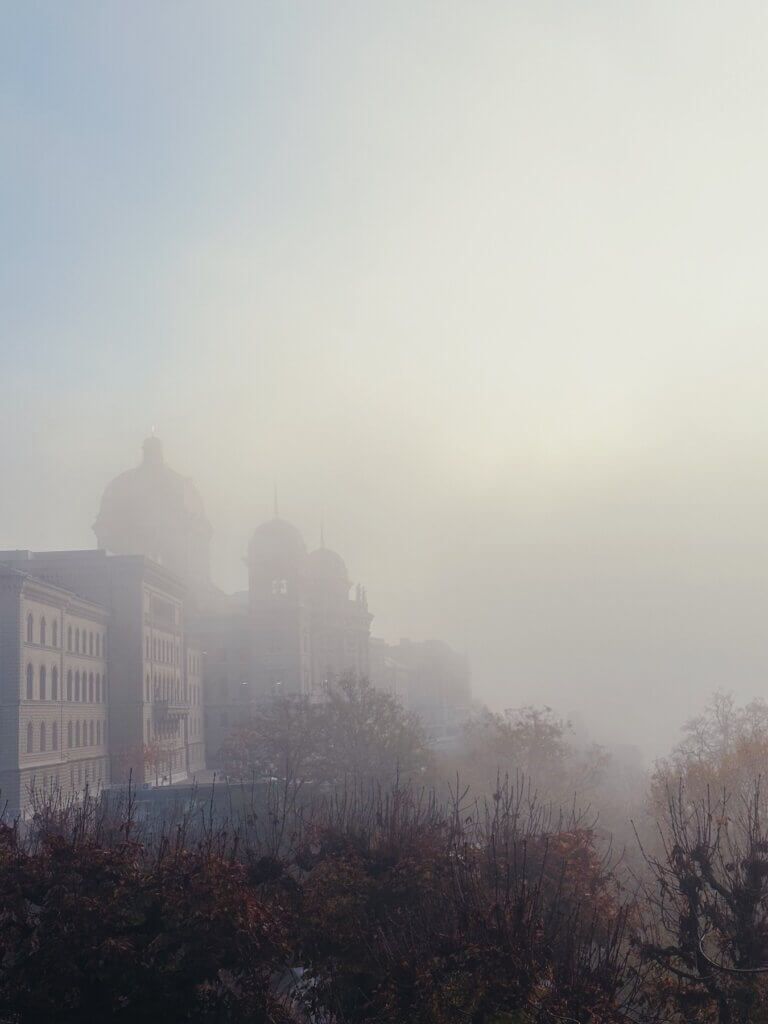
[
  {"xmin": 247, "ymin": 517, "xmax": 311, "ymax": 697},
  {"xmin": 307, "ymin": 545, "xmax": 372, "ymax": 689}
]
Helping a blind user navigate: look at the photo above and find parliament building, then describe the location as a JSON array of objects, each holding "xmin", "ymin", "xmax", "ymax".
[{"xmin": 0, "ymin": 436, "xmax": 470, "ymax": 814}]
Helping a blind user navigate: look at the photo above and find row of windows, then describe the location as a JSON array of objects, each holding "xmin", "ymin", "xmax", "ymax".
[
  {"xmin": 24, "ymin": 665, "xmax": 106, "ymax": 703},
  {"xmin": 24, "ymin": 717, "xmax": 106, "ymax": 753},
  {"xmin": 145, "ymin": 635, "xmax": 180, "ymax": 665},
  {"xmin": 145, "ymin": 672, "xmax": 188, "ymax": 703},
  {"xmin": 26, "ymin": 614, "xmax": 104, "ymax": 658},
  {"xmin": 144, "ymin": 716, "xmax": 200, "ymax": 742},
  {"xmin": 26, "ymin": 758, "xmax": 105, "ymax": 797}
]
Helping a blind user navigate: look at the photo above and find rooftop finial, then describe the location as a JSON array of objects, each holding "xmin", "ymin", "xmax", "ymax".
[{"xmin": 142, "ymin": 434, "xmax": 163, "ymax": 465}]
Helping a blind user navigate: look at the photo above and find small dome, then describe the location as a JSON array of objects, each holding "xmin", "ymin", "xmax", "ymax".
[
  {"xmin": 249, "ymin": 518, "xmax": 307, "ymax": 562},
  {"xmin": 309, "ymin": 546, "xmax": 348, "ymax": 581}
]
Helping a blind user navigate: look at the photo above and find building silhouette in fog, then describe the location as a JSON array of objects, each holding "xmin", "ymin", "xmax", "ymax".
[
  {"xmin": 202, "ymin": 514, "xmax": 372, "ymax": 761},
  {"xmin": 89, "ymin": 436, "xmax": 375, "ymax": 763},
  {"xmin": 94, "ymin": 434, "xmax": 219, "ymax": 610},
  {"xmin": 368, "ymin": 637, "xmax": 472, "ymax": 746},
  {"xmin": 0, "ymin": 435, "xmax": 470, "ymax": 807},
  {"xmin": 248, "ymin": 516, "xmax": 372, "ymax": 696},
  {"xmin": 93, "ymin": 437, "xmax": 470, "ymax": 761}
]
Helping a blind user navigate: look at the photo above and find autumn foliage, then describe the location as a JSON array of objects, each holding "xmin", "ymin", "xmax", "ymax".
[
  {"xmin": 6, "ymin": 691, "xmax": 768, "ymax": 1022},
  {"xmin": 0, "ymin": 796, "xmax": 288, "ymax": 1023},
  {"xmin": 0, "ymin": 776, "xmax": 643, "ymax": 1024}
]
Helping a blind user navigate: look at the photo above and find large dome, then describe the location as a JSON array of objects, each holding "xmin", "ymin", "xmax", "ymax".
[{"xmin": 94, "ymin": 436, "xmax": 213, "ymax": 589}]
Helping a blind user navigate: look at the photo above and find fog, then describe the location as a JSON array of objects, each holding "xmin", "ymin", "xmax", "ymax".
[{"xmin": 4, "ymin": 2, "xmax": 768, "ymax": 757}]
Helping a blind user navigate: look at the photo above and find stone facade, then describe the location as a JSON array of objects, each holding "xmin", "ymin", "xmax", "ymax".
[
  {"xmin": 0, "ymin": 566, "xmax": 110, "ymax": 816},
  {"xmin": 0, "ymin": 550, "xmax": 205, "ymax": 792},
  {"xmin": 193, "ymin": 593, "xmax": 250, "ymax": 765}
]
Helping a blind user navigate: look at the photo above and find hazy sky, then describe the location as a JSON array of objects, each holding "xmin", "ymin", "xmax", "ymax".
[{"xmin": 4, "ymin": 2, "xmax": 768, "ymax": 756}]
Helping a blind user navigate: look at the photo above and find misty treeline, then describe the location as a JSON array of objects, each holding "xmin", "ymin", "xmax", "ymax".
[{"xmin": 3, "ymin": 686, "xmax": 768, "ymax": 1022}]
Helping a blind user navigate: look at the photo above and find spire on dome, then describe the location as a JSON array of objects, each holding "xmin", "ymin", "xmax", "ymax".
[{"xmin": 142, "ymin": 434, "xmax": 163, "ymax": 466}]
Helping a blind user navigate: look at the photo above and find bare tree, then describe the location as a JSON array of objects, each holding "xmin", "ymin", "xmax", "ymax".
[{"xmin": 636, "ymin": 780, "xmax": 768, "ymax": 1023}]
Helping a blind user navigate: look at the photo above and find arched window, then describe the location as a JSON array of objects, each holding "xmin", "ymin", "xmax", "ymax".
[
  {"xmin": 75, "ymin": 628, "xmax": 80, "ymax": 653},
  {"xmin": 145, "ymin": 674, "xmax": 150, "ymax": 701},
  {"xmin": 25, "ymin": 664, "xmax": 33, "ymax": 700},
  {"xmin": 96, "ymin": 720, "xmax": 101, "ymax": 745},
  {"xmin": 89, "ymin": 632, "xmax": 94, "ymax": 656},
  {"xmin": 52, "ymin": 721, "xmax": 58, "ymax": 751},
  {"xmin": 96, "ymin": 634, "xmax": 100, "ymax": 657},
  {"xmin": 102, "ymin": 676, "xmax": 107, "ymax": 702},
  {"xmin": 27, "ymin": 614, "xmax": 34, "ymax": 643},
  {"xmin": 40, "ymin": 618, "xmax": 46, "ymax": 646},
  {"xmin": 39, "ymin": 666, "xmax": 46, "ymax": 701},
  {"xmin": 67, "ymin": 721, "xmax": 73, "ymax": 748},
  {"xmin": 67, "ymin": 626, "xmax": 72, "ymax": 651},
  {"xmin": 89, "ymin": 721, "xmax": 94, "ymax": 746},
  {"xmin": 96, "ymin": 675, "xmax": 101, "ymax": 702},
  {"xmin": 74, "ymin": 672, "xmax": 80, "ymax": 702},
  {"xmin": 75, "ymin": 721, "xmax": 80, "ymax": 747},
  {"xmin": 52, "ymin": 667, "xmax": 58, "ymax": 701},
  {"xmin": 26, "ymin": 722, "xmax": 33, "ymax": 753},
  {"xmin": 89, "ymin": 674, "xmax": 94, "ymax": 702},
  {"xmin": 52, "ymin": 620, "xmax": 58, "ymax": 647},
  {"xmin": 40, "ymin": 722, "xmax": 46, "ymax": 752},
  {"xmin": 67, "ymin": 670, "xmax": 73, "ymax": 701}
]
